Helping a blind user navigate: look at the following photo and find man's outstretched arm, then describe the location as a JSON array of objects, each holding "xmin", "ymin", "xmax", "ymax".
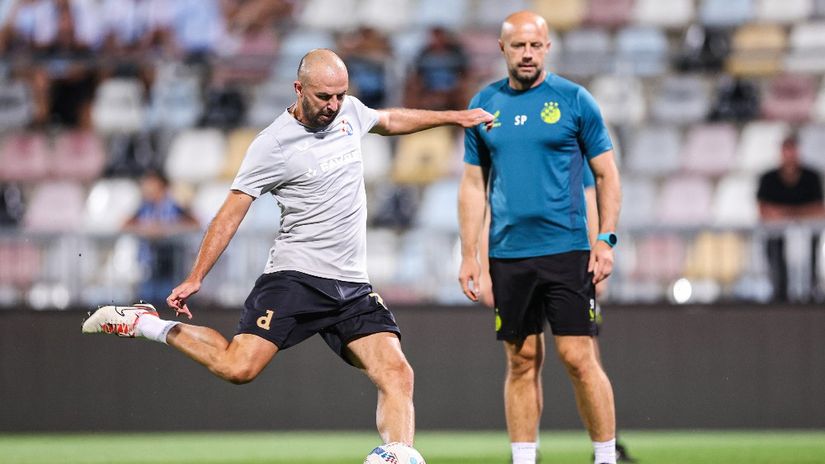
[
  {"xmin": 167, "ymin": 190, "xmax": 254, "ymax": 317},
  {"xmin": 371, "ymin": 108, "xmax": 493, "ymax": 136}
]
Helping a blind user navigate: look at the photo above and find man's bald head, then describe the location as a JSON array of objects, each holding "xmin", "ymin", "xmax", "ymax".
[
  {"xmin": 292, "ymin": 49, "xmax": 349, "ymax": 129},
  {"xmin": 297, "ymin": 48, "xmax": 348, "ymax": 86},
  {"xmin": 500, "ymin": 11, "xmax": 549, "ymax": 41},
  {"xmin": 498, "ymin": 11, "xmax": 551, "ymax": 90}
]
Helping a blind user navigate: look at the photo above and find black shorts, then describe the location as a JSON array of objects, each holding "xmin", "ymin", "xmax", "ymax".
[
  {"xmin": 489, "ymin": 251, "xmax": 597, "ymax": 340},
  {"xmin": 237, "ymin": 271, "xmax": 400, "ymax": 366}
]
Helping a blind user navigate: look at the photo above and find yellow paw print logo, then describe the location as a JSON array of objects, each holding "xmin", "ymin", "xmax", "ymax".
[{"xmin": 541, "ymin": 101, "xmax": 561, "ymax": 124}]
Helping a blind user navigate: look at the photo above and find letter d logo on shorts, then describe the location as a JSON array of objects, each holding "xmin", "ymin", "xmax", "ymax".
[{"xmin": 257, "ymin": 309, "xmax": 274, "ymax": 330}]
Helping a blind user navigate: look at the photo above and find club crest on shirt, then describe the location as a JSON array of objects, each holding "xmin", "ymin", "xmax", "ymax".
[
  {"xmin": 340, "ymin": 119, "xmax": 353, "ymax": 135},
  {"xmin": 541, "ymin": 101, "xmax": 561, "ymax": 124}
]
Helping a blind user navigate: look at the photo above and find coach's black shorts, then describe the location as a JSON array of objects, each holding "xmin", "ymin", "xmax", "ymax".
[
  {"xmin": 489, "ymin": 250, "xmax": 597, "ymax": 340},
  {"xmin": 237, "ymin": 271, "xmax": 400, "ymax": 366}
]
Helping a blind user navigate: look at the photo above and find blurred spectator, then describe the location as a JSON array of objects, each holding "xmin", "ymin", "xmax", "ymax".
[
  {"xmin": 757, "ymin": 135, "xmax": 825, "ymax": 302},
  {"xmin": 123, "ymin": 170, "xmax": 199, "ymax": 305},
  {"xmin": 404, "ymin": 26, "xmax": 469, "ymax": 110},
  {"xmin": 338, "ymin": 26, "xmax": 392, "ymax": 108},
  {"xmin": 0, "ymin": 183, "xmax": 24, "ymax": 226}
]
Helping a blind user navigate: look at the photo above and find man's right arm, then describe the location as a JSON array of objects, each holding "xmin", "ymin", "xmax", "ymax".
[
  {"xmin": 166, "ymin": 190, "xmax": 254, "ymax": 317},
  {"xmin": 458, "ymin": 163, "xmax": 488, "ymax": 302}
]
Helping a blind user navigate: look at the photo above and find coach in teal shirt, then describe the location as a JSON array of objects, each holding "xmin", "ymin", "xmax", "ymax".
[
  {"xmin": 456, "ymin": 11, "xmax": 623, "ymax": 464},
  {"xmin": 464, "ymin": 73, "xmax": 613, "ymax": 258}
]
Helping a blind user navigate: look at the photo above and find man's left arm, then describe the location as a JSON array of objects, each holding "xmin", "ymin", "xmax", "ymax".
[
  {"xmin": 588, "ymin": 150, "xmax": 621, "ymax": 284},
  {"xmin": 371, "ymin": 108, "xmax": 493, "ymax": 136}
]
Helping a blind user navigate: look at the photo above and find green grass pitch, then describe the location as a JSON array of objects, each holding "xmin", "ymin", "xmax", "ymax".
[{"xmin": 1, "ymin": 430, "xmax": 824, "ymax": 463}]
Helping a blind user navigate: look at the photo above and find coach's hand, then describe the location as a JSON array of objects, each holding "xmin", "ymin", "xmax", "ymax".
[
  {"xmin": 459, "ymin": 257, "xmax": 482, "ymax": 302},
  {"xmin": 166, "ymin": 279, "xmax": 200, "ymax": 320},
  {"xmin": 589, "ymin": 241, "xmax": 614, "ymax": 284},
  {"xmin": 456, "ymin": 108, "xmax": 494, "ymax": 129}
]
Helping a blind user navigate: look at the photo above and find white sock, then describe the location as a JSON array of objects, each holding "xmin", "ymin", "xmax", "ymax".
[
  {"xmin": 593, "ymin": 438, "xmax": 616, "ymax": 464},
  {"xmin": 511, "ymin": 442, "xmax": 537, "ymax": 464},
  {"xmin": 135, "ymin": 315, "xmax": 180, "ymax": 344}
]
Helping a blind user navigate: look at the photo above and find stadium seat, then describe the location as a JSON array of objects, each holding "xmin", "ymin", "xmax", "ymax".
[
  {"xmin": 415, "ymin": 178, "xmax": 460, "ymax": 233},
  {"xmin": 815, "ymin": 80, "xmax": 825, "ymax": 122},
  {"xmin": 190, "ymin": 181, "xmax": 231, "ymax": 227},
  {"xmin": 366, "ymin": 228, "xmax": 399, "ymax": 287},
  {"xmin": 238, "ymin": 190, "xmax": 281, "ymax": 232},
  {"xmin": 634, "ymin": 233, "xmax": 688, "ymax": 281},
  {"xmin": 0, "ymin": 132, "xmax": 49, "ymax": 182},
  {"xmin": 82, "ymin": 178, "xmax": 142, "ymax": 233},
  {"xmin": 620, "ymin": 177, "xmax": 658, "ymax": 229},
  {"xmin": 726, "ymin": 24, "xmax": 787, "ymax": 77},
  {"xmin": 147, "ymin": 63, "xmax": 203, "ymax": 130},
  {"xmin": 361, "ymin": 133, "xmax": 392, "ymax": 185},
  {"xmin": 615, "ymin": 26, "xmax": 669, "ymax": 76},
  {"xmin": 0, "ymin": 239, "xmax": 41, "ymax": 287},
  {"xmin": 624, "ymin": 125, "xmax": 682, "ymax": 177},
  {"xmin": 0, "ymin": 79, "xmax": 32, "ymax": 131},
  {"xmin": 657, "ymin": 175, "xmax": 714, "ymax": 226},
  {"xmin": 684, "ymin": 231, "xmax": 746, "ymax": 284},
  {"xmin": 247, "ymin": 77, "xmax": 295, "ymax": 127},
  {"xmin": 737, "ymin": 120, "xmax": 789, "ymax": 174},
  {"xmin": 699, "ymin": 0, "xmax": 754, "ymax": 27},
  {"xmin": 413, "ymin": 0, "xmax": 468, "ymax": 28},
  {"xmin": 634, "ymin": 0, "xmax": 695, "ymax": 28},
  {"xmin": 650, "ymin": 75, "xmax": 711, "ymax": 125},
  {"xmin": 785, "ymin": 22, "xmax": 825, "ymax": 73},
  {"xmin": 358, "ymin": 0, "xmax": 411, "ymax": 32},
  {"xmin": 298, "ymin": 0, "xmax": 357, "ymax": 31},
  {"xmin": 585, "ymin": 0, "xmax": 633, "ymax": 28},
  {"xmin": 681, "ymin": 124, "xmax": 738, "ymax": 176},
  {"xmin": 221, "ymin": 128, "xmax": 259, "ymax": 181},
  {"xmin": 559, "ymin": 28, "xmax": 612, "ymax": 77},
  {"xmin": 590, "ymin": 75, "xmax": 646, "ymax": 126},
  {"xmin": 756, "ymin": 0, "xmax": 813, "ymax": 23},
  {"xmin": 164, "ymin": 129, "xmax": 226, "ymax": 184},
  {"xmin": 799, "ymin": 123, "xmax": 825, "ymax": 171},
  {"xmin": 473, "ymin": 0, "xmax": 529, "ymax": 27},
  {"xmin": 91, "ymin": 78, "xmax": 146, "ymax": 134},
  {"xmin": 391, "ymin": 126, "xmax": 454, "ymax": 185},
  {"xmin": 23, "ymin": 181, "xmax": 86, "ymax": 232},
  {"xmin": 712, "ymin": 173, "xmax": 759, "ymax": 227},
  {"xmin": 51, "ymin": 130, "xmax": 106, "ymax": 182},
  {"xmin": 761, "ymin": 74, "xmax": 816, "ymax": 122},
  {"xmin": 532, "ymin": 0, "xmax": 587, "ymax": 32}
]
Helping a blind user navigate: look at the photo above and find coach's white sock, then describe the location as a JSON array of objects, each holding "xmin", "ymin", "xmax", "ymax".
[
  {"xmin": 511, "ymin": 442, "xmax": 536, "ymax": 464},
  {"xmin": 135, "ymin": 315, "xmax": 180, "ymax": 344},
  {"xmin": 593, "ymin": 438, "xmax": 616, "ymax": 464}
]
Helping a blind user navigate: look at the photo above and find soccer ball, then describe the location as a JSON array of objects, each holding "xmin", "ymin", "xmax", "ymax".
[{"xmin": 363, "ymin": 442, "xmax": 426, "ymax": 464}]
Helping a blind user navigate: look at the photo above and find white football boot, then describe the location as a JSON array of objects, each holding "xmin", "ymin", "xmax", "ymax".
[{"xmin": 81, "ymin": 303, "xmax": 159, "ymax": 337}]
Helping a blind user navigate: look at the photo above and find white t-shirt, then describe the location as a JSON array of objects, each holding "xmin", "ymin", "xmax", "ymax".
[{"xmin": 231, "ymin": 96, "xmax": 380, "ymax": 283}]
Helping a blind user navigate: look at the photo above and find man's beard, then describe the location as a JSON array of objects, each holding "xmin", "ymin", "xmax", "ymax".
[
  {"xmin": 302, "ymin": 99, "xmax": 338, "ymax": 129},
  {"xmin": 510, "ymin": 64, "xmax": 542, "ymax": 87}
]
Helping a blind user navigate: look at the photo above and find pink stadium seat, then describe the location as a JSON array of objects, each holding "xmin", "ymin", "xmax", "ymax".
[
  {"xmin": 51, "ymin": 130, "xmax": 106, "ymax": 181},
  {"xmin": 0, "ymin": 132, "xmax": 49, "ymax": 182},
  {"xmin": 634, "ymin": 234, "xmax": 687, "ymax": 281},
  {"xmin": 0, "ymin": 239, "xmax": 41, "ymax": 287},
  {"xmin": 761, "ymin": 74, "xmax": 817, "ymax": 122},
  {"xmin": 657, "ymin": 175, "xmax": 714, "ymax": 226},
  {"xmin": 681, "ymin": 123, "xmax": 738, "ymax": 176},
  {"xmin": 585, "ymin": 0, "xmax": 633, "ymax": 28},
  {"xmin": 23, "ymin": 181, "xmax": 86, "ymax": 232}
]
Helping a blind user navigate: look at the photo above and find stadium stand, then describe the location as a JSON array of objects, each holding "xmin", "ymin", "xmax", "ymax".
[{"xmin": 0, "ymin": 0, "xmax": 823, "ymax": 307}]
